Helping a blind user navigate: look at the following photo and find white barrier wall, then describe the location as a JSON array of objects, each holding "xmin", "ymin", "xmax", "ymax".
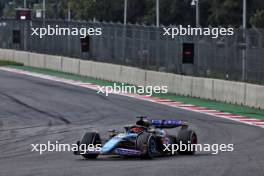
[
  {"xmin": 28, "ymin": 53, "xmax": 45, "ymax": 68},
  {"xmin": 246, "ymin": 84, "xmax": 264, "ymax": 109},
  {"xmin": 79, "ymin": 60, "xmax": 92, "ymax": 77},
  {"xmin": 45, "ymin": 55, "xmax": 62, "ymax": 71},
  {"xmin": 192, "ymin": 77, "xmax": 214, "ymax": 100},
  {"xmin": 0, "ymin": 49, "xmax": 264, "ymax": 109},
  {"xmin": 145, "ymin": 71, "xmax": 174, "ymax": 92},
  {"xmin": 89, "ymin": 62, "xmax": 122, "ymax": 82},
  {"xmin": 179, "ymin": 76, "xmax": 194, "ymax": 96},
  {"xmin": 14, "ymin": 50, "xmax": 29, "ymax": 65},
  {"xmin": 0, "ymin": 49, "xmax": 13, "ymax": 61},
  {"xmin": 213, "ymin": 80, "xmax": 245, "ymax": 105},
  {"xmin": 61, "ymin": 57, "xmax": 80, "ymax": 74},
  {"xmin": 120, "ymin": 66, "xmax": 146, "ymax": 86}
]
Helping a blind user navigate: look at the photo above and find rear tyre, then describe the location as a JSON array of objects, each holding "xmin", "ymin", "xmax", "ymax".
[
  {"xmin": 136, "ymin": 133, "xmax": 156, "ymax": 159},
  {"xmin": 80, "ymin": 132, "xmax": 101, "ymax": 159},
  {"xmin": 177, "ymin": 129, "xmax": 197, "ymax": 155}
]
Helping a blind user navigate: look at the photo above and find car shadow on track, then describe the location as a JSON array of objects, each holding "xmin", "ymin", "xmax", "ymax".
[{"xmin": 74, "ymin": 153, "xmax": 214, "ymax": 162}]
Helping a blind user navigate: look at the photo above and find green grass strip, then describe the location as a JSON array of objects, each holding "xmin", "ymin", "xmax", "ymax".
[{"xmin": 0, "ymin": 60, "xmax": 23, "ymax": 66}]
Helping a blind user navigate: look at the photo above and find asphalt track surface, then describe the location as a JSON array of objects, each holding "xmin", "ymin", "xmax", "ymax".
[{"xmin": 0, "ymin": 70, "xmax": 263, "ymax": 176}]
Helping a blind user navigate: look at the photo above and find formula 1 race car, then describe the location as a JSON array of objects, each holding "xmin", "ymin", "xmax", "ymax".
[{"xmin": 74, "ymin": 117, "xmax": 197, "ymax": 159}]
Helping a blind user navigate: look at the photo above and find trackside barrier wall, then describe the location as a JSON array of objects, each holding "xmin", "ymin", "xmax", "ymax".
[
  {"xmin": 213, "ymin": 80, "xmax": 245, "ymax": 105},
  {"xmin": 28, "ymin": 52, "xmax": 45, "ymax": 68},
  {"xmin": 0, "ymin": 48, "xmax": 13, "ymax": 61},
  {"xmin": 120, "ymin": 66, "xmax": 146, "ymax": 86},
  {"xmin": 191, "ymin": 77, "xmax": 214, "ymax": 100},
  {"xmin": 14, "ymin": 50, "xmax": 29, "ymax": 65},
  {"xmin": 145, "ymin": 71, "xmax": 175, "ymax": 94},
  {"xmin": 0, "ymin": 49, "xmax": 263, "ymax": 109},
  {"xmin": 246, "ymin": 84, "xmax": 264, "ymax": 109},
  {"xmin": 79, "ymin": 60, "xmax": 92, "ymax": 77},
  {"xmin": 90, "ymin": 62, "xmax": 122, "ymax": 82},
  {"xmin": 45, "ymin": 55, "xmax": 62, "ymax": 71},
  {"xmin": 62, "ymin": 57, "xmax": 80, "ymax": 74},
  {"xmin": 177, "ymin": 76, "xmax": 194, "ymax": 97}
]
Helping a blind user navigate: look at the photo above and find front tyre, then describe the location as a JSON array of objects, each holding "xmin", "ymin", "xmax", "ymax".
[
  {"xmin": 136, "ymin": 133, "xmax": 156, "ymax": 159},
  {"xmin": 80, "ymin": 132, "xmax": 101, "ymax": 159},
  {"xmin": 177, "ymin": 129, "xmax": 197, "ymax": 155}
]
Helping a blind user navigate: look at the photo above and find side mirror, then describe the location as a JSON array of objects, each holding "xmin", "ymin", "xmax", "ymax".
[
  {"xmin": 108, "ymin": 129, "xmax": 118, "ymax": 137},
  {"xmin": 181, "ymin": 122, "xmax": 189, "ymax": 129},
  {"xmin": 124, "ymin": 125, "xmax": 134, "ymax": 131}
]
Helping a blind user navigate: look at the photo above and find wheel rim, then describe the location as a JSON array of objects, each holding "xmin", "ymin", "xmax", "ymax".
[{"xmin": 148, "ymin": 137, "xmax": 156, "ymax": 154}]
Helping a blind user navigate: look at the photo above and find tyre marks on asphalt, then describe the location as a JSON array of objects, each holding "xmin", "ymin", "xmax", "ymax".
[
  {"xmin": 0, "ymin": 91, "xmax": 71, "ymax": 125},
  {"xmin": 0, "ymin": 67, "xmax": 263, "ymax": 129}
]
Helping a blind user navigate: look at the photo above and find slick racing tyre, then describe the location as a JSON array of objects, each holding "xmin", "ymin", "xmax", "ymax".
[
  {"xmin": 136, "ymin": 132, "xmax": 156, "ymax": 159},
  {"xmin": 80, "ymin": 132, "xmax": 101, "ymax": 159},
  {"xmin": 177, "ymin": 129, "xmax": 197, "ymax": 155}
]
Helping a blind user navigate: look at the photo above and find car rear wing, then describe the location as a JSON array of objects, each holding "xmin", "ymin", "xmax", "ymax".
[{"xmin": 150, "ymin": 119, "xmax": 188, "ymax": 129}]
